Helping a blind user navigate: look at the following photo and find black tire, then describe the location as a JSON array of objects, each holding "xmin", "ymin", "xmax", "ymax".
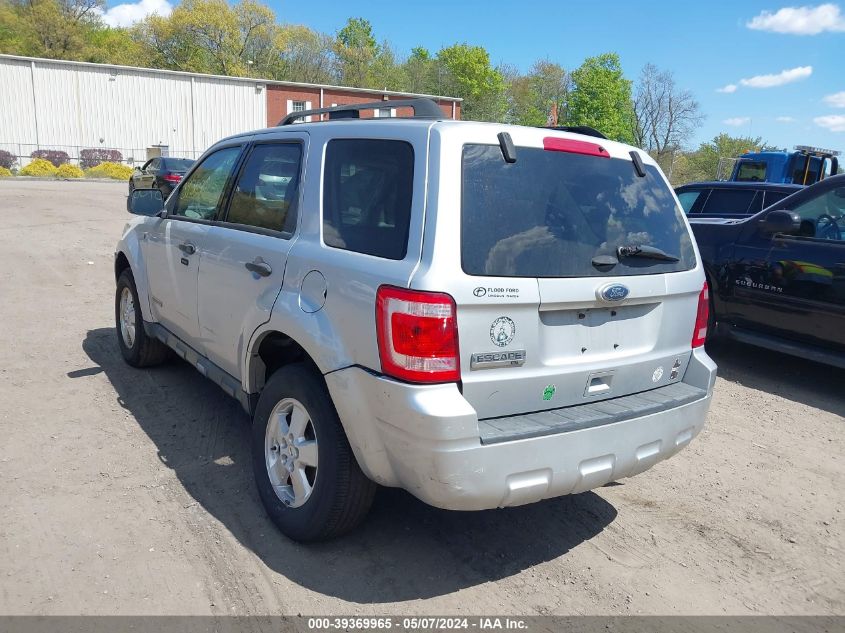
[
  {"xmin": 252, "ymin": 364, "xmax": 376, "ymax": 542},
  {"xmin": 115, "ymin": 269, "xmax": 169, "ymax": 367}
]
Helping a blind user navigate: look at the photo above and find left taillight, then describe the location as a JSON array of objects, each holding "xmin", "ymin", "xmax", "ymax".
[
  {"xmin": 692, "ymin": 282, "xmax": 710, "ymax": 348},
  {"xmin": 376, "ymin": 285, "xmax": 460, "ymax": 384},
  {"xmin": 163, "ymin": 173, "xmax": 182, "ymax": 183}
]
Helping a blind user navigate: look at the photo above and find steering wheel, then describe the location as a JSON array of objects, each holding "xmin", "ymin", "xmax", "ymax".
[{"xmin": 816, "ymin": 214, "xmax": 842, "ymax": 240}]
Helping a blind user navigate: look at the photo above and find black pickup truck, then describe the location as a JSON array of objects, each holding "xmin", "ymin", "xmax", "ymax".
[{"xmin": 690, "ymin": 173, "xmax": 845, "ymax": 368}]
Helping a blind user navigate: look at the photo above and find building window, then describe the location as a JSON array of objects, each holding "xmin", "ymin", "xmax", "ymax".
[
  {"xmin": 375, "ymin": 107, "xmax": 395, "ymax": 119},
  {"xmin": 286, "ymin": 99, "xmax": 312, "ymax": 122}
]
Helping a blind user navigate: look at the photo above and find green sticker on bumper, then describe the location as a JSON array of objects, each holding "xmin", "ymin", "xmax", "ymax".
[{"xmin": 543, "ymin": 385, "xmax": 556, "ymax": 401}]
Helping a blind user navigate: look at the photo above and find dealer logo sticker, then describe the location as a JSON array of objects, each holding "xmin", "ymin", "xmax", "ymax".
[
  {"xmin": 490, "ymin": 316, "xmax": 516, "ymax": 347},
  {"xmin": 652, "ymin": 366, "xmax": 664, "ymax": 382},
  {"xmin": 473, "ymin": 287, "xmax": 487, "ymax": 297}
]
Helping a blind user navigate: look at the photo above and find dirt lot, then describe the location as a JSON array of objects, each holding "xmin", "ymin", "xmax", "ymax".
[{"xmin": 0, "ymin": 179, "xmax": 842, "ymax": 616}]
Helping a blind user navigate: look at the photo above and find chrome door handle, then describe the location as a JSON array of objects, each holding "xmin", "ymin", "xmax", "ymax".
[
  {"xmin": 178, "ymin": 242, "xmax": 196, "ymax": 255},
  {"xmin": 245, "ymin": 260, "xmax": 272, "ymax": 277}
]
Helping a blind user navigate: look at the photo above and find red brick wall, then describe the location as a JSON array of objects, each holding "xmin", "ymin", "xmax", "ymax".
[{"xmin": 266, "ymin": 85, "xmax": 461, "ymax": 126}]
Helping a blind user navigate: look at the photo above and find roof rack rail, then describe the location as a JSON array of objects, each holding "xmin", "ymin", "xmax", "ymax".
[
  {"xmin": 543, "ymin": 125, "xmax": 607, "ymax": 140},
  {"xmin": 278, "ymin": 97, "xmax": 445, "ymax": 126}
]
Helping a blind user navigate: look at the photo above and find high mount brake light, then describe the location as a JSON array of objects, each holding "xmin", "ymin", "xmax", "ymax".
[
  {"xmin": 376, "ymin": 286, "xmax": 460, "ymax": 384},
  {"xmin": 692, "ymin": 282, "xmax": 710, "ymax": 348},
  {"xmin": 543, "ymin": 137, "xmax": 611, "ymax": 158},
  {"xmin": 163, "ymin": 173, "xmax": 182, "ymax": 183}
]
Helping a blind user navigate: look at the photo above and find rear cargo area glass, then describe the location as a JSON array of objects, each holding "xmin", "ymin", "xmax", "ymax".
[{"xmin": 461, "ymin": 144, "xmax": 696, "ymax": 277}]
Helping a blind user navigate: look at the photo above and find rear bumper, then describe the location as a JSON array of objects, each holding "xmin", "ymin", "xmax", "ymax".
[{"xmin": 325, "ymin": 348, "xmax": 716, "ymax": 511}]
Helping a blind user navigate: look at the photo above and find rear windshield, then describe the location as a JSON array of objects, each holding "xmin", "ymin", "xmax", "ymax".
[
  {"xmin": 461, "ymin": 144, "xmax": 696, "ymax": 278},
  {"xmin": 164, "ymin": 158, "xmax": 194, "ymax": 171}
]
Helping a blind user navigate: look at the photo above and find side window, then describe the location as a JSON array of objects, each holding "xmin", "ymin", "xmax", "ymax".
[
  {"xmin": 322, "ymin": 139, "xmax": 414, "ymax": 260},
  {"xmin": 149, "ymin": 158, "xmax": 160, "ymax": 171},
  {"xmin": 173, "ymin": 146, "xmax": 242, "ymax": 221},
  {"xmin": 700, "ymin": 188, "xmax": 756, "ymax": 215},
  {"xmin": 226, "ymin": 143, "xmax": 302, "ymax": 233},
  {"xmin": 763, "ymin": 190, "xmax": 791, "ymax": 208},
  {"xmin": 677, "ymin": 189, "xmax": 703, "ymax": 214},
  {"xmin": 789, "ymin": 187, "xmax": 845, "ymax": 241}
]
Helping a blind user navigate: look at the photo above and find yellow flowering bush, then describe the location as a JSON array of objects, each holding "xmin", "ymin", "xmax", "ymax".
[
  {"xmin": 85, "ymin": 161, "xmax": 133, "ymax": 180},
  {"xmin": 56, "ymin": 163, "xmax": 84, "ymax": 179},
  {"xmin": 0, "ymin": 167, "xmax": 12, "ymax": 178},
  {"xmin": 20, "ymin": 158, "xmax": 58, "ymax": 177}
]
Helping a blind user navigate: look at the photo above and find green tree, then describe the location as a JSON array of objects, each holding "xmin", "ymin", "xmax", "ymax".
[
  {"xmin": 566, "ymin": 52, "xmax": 633, "ymax": 142},
  {"xmin": 1, "ymin": 0, "xmax": 106, "ymax": 59},
  {"xmin": 437, "ymin": 43, "xmax": 505, "ymax": 121},
  {"xmin": 402, "ymin": 46, "xmax": 437, "ymax": 94},
  {"xmin": 673, "ymin": 133, "xmax": 767, "ymax": 184},
  {"xmin": 505, "ymin": 59, "xmax": 567, "ymax": 126},
  {"xmin": 134, "ymin": 0, "xmax": 277, "ymax": 76},
  {"xmin": 334, "ymin": 17, "xmax": 378, "ymax": 87},
  {"xmin": 273, "ymin": 25, "xmax": 335, "ymax": 84}
]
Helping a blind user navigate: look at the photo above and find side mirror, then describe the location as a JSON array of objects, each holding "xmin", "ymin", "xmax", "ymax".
[
  {"xmin": 128, "ymin": 188, "xmax": 165, "ymax": 216},
  {"xmin": 760, "ymin": 210, "xmax": 801, "ymax": 235}
]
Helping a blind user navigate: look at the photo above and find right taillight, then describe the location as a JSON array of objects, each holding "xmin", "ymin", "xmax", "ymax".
[
  {"xmin": 692, "ymin": 282, "xmax": 710, "ymax": 348},
  {"xmin": 376, "ymin": 285, "xmax": 460, "ymax": 384}
]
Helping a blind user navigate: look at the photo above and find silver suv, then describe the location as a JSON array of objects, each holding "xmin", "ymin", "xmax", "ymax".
[{"xmin": 115, "ymin": 99, "xmax": 716, "ymax": 541}]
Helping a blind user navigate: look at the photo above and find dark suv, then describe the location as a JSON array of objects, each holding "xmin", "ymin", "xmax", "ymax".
[
  {"xmin": 690, "ymin": 174, "xmax": 845, "ymax": 368},
  {"xmin": 676, "ymin": 181, "xmax": 803, "ymax": 219}
]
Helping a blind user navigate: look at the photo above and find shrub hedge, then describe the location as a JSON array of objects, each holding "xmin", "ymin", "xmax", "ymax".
[
  {"xmin": 30, "ymin": 149, "xmax": 69, "ymax": 167},
  {"xmin": 85, "ymin": 161, "xmax": 133, "ymax": 180},
  {"xmin": 20, "ymin": 158, "xmax": 58, "ymax": 177},
  {"xmin": 0, "ymin": 150, "xmax": 15, "ymax": 169},
  {"xmin": 0, "ymin": 167, "xmax": 12, "ymax": 178},
  {"xmin": 80, "ymin": 149, "xmax": 123, "ymax": 169},
  {"xmin": 56, "ymin": 163, "xmax": 85, "ymax": 179}
]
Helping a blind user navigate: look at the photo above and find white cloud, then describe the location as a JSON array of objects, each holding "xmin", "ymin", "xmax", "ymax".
[
  {"xmin": 101, "ymin": 0, "xmax": 173, "ymax": 27},
  {"xmin": 747, "ymin": 3, "xmax": 845, "ymax": 34},
  {"xmin": 716, "ymin": 84, "xmax": 737, "ymax": 94},
  {"xmin": 776, "ymin": 116, "xmax": 796, "ymax": 122},
  {"xmin": 739, "ymin": 65, "xmax": 813, "ymax": 88},
  {"xmin": 822, "ymin": 91, "xmax": 845, "ymax": 107},
  {"xmin": 724, "ymin": 117, "xmax": 751, "ymax": 127},
  {"xmin": 814, "ymin": 114, "xmax": 845, "ymax": 132}
]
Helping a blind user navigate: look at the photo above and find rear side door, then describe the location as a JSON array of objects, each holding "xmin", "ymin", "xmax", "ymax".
[
  {"xmin": 728, "ymin": 183, "xmax": 845, "ymax": 349},
  {"xmin": 197, "ymin": 134, "xmax": 307, "ymax": 379},
  {"xmin": 141, "ymin": 144, "xmax": 244, "ymax": 344}
]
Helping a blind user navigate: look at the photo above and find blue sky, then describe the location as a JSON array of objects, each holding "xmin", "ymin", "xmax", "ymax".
[{"xmin": 106, "ymin": 0, "xmax": 845, "ymax": 150}]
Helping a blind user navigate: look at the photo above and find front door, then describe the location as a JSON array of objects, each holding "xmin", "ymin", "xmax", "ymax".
[
  {"xmin": 142, "ymin": 145, "xmax": 244, "ymax": 345},
  {"xmin": 197, "ymin": 137, "xmax": 306, "ymax": 379},
  {"xmin": 728, "ymin": 183, "xmax": 845, "ymax": 350}
]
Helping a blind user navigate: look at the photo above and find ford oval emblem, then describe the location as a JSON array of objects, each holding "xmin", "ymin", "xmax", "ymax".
[{"xmin": 599, "ymin": 283, "xmax": 630, "ymax": 302}]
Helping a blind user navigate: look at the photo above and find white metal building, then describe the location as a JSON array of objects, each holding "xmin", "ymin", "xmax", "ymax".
[
  {"xmin": 0, "ymin": 54, "xmax": 461, "ymax": 167},
  {"xmin": 0, "ymin": 54, "xmax": 267, "ymax": 165}
]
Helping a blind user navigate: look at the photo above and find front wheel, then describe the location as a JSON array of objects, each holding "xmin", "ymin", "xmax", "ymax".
[
  {"xmin": 252, "ymin": 364, "xmax": 376, "ymax": 542},
  {"xmin": 115, "ymin": 269, "xmax": 169, "ymax": 367}
]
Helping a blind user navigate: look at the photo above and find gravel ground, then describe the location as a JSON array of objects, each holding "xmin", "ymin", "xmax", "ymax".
[{"xmin": 0, "ymin": 180, "xmax": 842, "ymax": 616}]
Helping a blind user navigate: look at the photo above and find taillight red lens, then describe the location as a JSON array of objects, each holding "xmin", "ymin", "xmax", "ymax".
[
  {"xmin": 163, "ymin": 173, "xmax": 182, "ymax": 183},
  {"xmin": 543, "ymin": 137, "xmax": 610, "ymax": 158},
  {"xmin": 376, "ymin": 285, "xmax": 460, "ymax": 383},
  {"xmin": 692, "ymin": 282, "xmax": 710, "ymax": 348}
]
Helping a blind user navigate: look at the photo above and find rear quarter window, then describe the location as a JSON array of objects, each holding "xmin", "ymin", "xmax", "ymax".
[
  {"xmin": 699, "ymin": 188, "xmax": 757, "ymax": 215},
  {"xmin": 322, "ymin": 139, "xmax": 414, "ymax": 260}
]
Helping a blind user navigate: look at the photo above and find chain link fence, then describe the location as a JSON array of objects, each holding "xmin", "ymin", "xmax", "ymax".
[{"xmin": 0, "ymin": 143, "xmax": 201, "ymax": 169}]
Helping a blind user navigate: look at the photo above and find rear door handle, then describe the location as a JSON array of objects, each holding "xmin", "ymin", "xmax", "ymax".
[
  {"xmin": 245, "ymin": 260, "xmax": 272, "ymax": 277},
  {"xmin": 178, "ymin": 242, "xmax": 196, "ymax": 255}
]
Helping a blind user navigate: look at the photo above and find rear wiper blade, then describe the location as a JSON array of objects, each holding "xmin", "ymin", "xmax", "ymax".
[{"xmin": 617, "ymin": 244, "xmax": 680, "ymax": 262}]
